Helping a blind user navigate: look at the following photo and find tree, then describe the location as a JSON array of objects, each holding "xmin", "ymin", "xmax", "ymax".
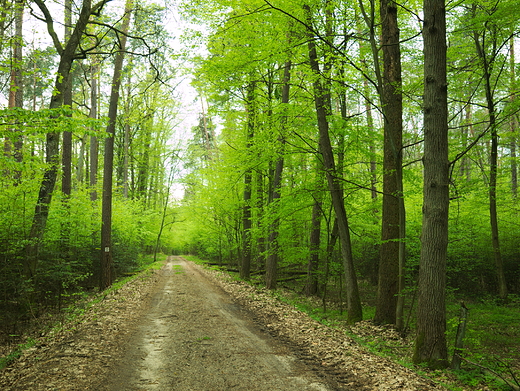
[
  {"xmin": 413, "ymin": 0, "xmax": 449, "ymax": 368},
  {"xmin": 304, "ymin": 3, "xmax": 362, "ymax": 323},
  {"xmin": 89, "ymin": 57, "xmax": 99, "ymax": 201},
  {"xmin": 240, "ymin": 81, "xmax": 255, "ymax": 280},
  {"xmin": 305, "ymin": 192, "xmax": 322, "ymax": 296},
  {"xmin": 373, "ymin": 0, "xmax": 404, "ymax": 326},
  {"xmin": 6, "ymin": 0, "xmax": 24, "ymax": 183},
  {"xmin": 100, "ymin": 0, "xmax": 133, "ymax": 290},
  {"xmin": 510, "ymin": 38, "xmax": 518, "ymax": 198},
  {"xmin": 61, "ymin": 0, "xmax": 73, "ymax": 198},
  {"xmin": 470, "ymin": 1, "xmax": 511, "ymax": 300},
  {"xmin": 25, "ymin": 0, "xmax": 109, "ymax": 278}
]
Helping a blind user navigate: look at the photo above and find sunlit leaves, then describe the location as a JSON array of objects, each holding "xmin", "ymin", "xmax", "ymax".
[{"xmin": 0, "ymin": 107, "xmax": 106, "ymax": 137}]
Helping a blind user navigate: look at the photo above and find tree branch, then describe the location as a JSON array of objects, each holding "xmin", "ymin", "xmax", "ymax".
[{"xmin": 31, "ymin": 0, "xmax": 63, "ymax": 54}]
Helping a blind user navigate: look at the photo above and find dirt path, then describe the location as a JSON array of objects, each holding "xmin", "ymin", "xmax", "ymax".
[
  {"xmin": 1, "ymin": 257, "xmax": 447, "ymax": 391},
  {"xmin": 97, "ymin": 257, "xmax": 336, "ymax": 390}
]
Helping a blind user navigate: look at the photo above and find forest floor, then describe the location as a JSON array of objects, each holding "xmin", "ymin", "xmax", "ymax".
[{"xmin": 0, "ymin": 256, "xmax": 451, "ymax": 391}]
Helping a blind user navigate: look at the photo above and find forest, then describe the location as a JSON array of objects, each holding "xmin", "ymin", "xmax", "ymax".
[{"xmin": 0, "ymin": 0, "xmax": 519, "ymax": 388}]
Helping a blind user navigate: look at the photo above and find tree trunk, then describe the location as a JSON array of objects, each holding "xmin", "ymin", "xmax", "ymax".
[
  {"xmin": 123, "ymin": 78, "xmax": 131, "ymax": 198},
  {"xmin": 488, "ymin": 103, "xmax": 508, "ymax": 299},
  {"xmin": 7, "ymin": 0, "xmax": 24, "ymax": 183},
  {"xmin": 305, "ymin": 4, "xmax": 362, "ymax": 323},
  {"xmin": 25, "ymin": 0, "xmax": 98, "ymax": 278},
  {"xmin": 473, "ymin": 23, "xmax": 508, "ymax": 300},
  {"xmin": 375, "ymin": 0, "xmax": 404, "ymax": 326},
  {"xmin": 61, "ymin": 0, "xmax": 73, "ymax": 197},
  {"xmin": 256, "ymin": 170, "xmax": 266, "ymax": 271},
  {"xmin": 510, "ymin": 39, "xmax": 518, "ymax": 198},
  {"xmin": 413, "ymin": 0, "xmax": 449, "ymax": 368},
  {"xmin": 89, "ymin": 60, "xmax": 99, "ymax": 201},
  {"xmin": 265, "ymin": 157, "xmax": 282, "ymax": 289},
  {"xmin": 364, "ymin": 78, "xmax": 378, "ymax": 203},
  {"xmin": 265, "ymin": 60, "xmax": 291, "ymax": 289},
  {"xmin": 100, "ymin": 0, "xmax": 133, "ymax": 290},
  {"xmin": 305, "ymin": 197, "xmax": 322, "ymax": 296},
  {"xmin": 137, "ymin": 127, "xmax": 151, "ymax": 201},
  {"xmin": 240, "ymin": 81, "xmax": 255, "ymax": 280}
]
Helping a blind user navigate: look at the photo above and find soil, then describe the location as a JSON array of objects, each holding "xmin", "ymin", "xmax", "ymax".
[{"xmin": 0, "ymin": 257, "xmax": 448, "ymax": 391}]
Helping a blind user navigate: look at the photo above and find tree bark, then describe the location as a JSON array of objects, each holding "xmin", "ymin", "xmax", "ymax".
[
  {"xmin": 413, "ymin": 0, "xmax": 449, "ymax": 368},
  {"xmin": 374, "ymin": 0, "xmax": 404, "ymax": 326},
  {"xmin": 100, "ymin": 0, "xmax": 133, "ymax": 290},
  {"xmin": 305, "ymin": 4, "xmax": 362, "ymax": 323},
  {"xmin": 265, "ymin": 157, "xmax": 283, "ymax": 289}
]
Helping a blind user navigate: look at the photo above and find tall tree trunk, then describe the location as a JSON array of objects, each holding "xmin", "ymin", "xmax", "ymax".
[
  {"xmin": 7, "ymin": 0, "xmax": 24, "ymax": 183},
  {"xmin": 137, "ymin": 126, "xmax": 151, "ymax": 200},
  {"xmin": 100, "ymin": 0, "xmax": 133, "ymax": 290},
  {"xmin": 488, "ymin": 118, "xmax": 507, "ymax": 299},
  {"xmin": 413, "ymin": 0, "xmax": 449, "ymax": 368},
  {"xmin": 89, "ymin": 60, "xmax": 99, "ymax": 201},
  {"xmin": 305, "ymin": 4, "xmax": 362, "ymax": 323},
  {"xmin": 25, "ymin": 0, "xmax": 98, "ymax": 278},
  {"xmin": 459, "ymin": 103, "xmax": 471, "ymax": 182},
  {"xmin": 255, "ymin": 170, "xmax": 266, "ymax": 271},
  {"xmin": 265, "ymin": 157, "xmax": 282, "ymax": 289},
  {"xmin": 473, "ymin": 24, "xmax": 508, "ymax": 300},
  {"xmin": 0, "ymin": 0, "xmax": 12, "ymax": 53},
  {"xmin": 265, "ymin": 60, "xmax": 291, "ymax": 289},
  {"xmin": 61, "ymin": 0, "xmax": 73, "ymax": 197},
  {"xmin": 123, "ymin": 79, "xmax": 131, "ymax": 198},
  {"xmin": 375, "ymin": 0, "xmax": 404, "ymax": 326},
  {"xmin": 241, "ymin": 81, "xmax": 255, "ymax": 280},
  {"xmin": 510, "ymin": 39, "xmax": 517, "ymax": 198},
  {"xmin": 365, "ymin": 79, "xmax": 378, "ymax": 203}
]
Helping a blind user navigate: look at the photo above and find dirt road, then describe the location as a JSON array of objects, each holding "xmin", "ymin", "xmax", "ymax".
[
  {"xmin": 98, "ymin": 257, "xmax": 337, "ymax": 390},
  {"xmin": 1, "ymin": 257, "xmax": 446, "ymax": 391}
]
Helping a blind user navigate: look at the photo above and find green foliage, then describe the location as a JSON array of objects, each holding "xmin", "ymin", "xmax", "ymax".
[{"xmin": 0, "ymin": 338, "xmax": 36, "ymax": 371}]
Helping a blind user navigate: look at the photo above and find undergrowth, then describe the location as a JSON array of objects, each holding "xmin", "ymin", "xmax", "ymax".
[{"xmin": 0, "ymin": 254, "xmax": 167, "ymax": 371}]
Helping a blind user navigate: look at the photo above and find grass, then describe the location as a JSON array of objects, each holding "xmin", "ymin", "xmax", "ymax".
[{"xmin": 172, "ymin": 264, "xmax": 184, "ymax": 274}]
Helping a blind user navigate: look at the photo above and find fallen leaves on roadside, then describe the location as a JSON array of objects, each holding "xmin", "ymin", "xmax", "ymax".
[{"xmin": 203, "ymin": 269, "xmax": 448, "ymax": 391}]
